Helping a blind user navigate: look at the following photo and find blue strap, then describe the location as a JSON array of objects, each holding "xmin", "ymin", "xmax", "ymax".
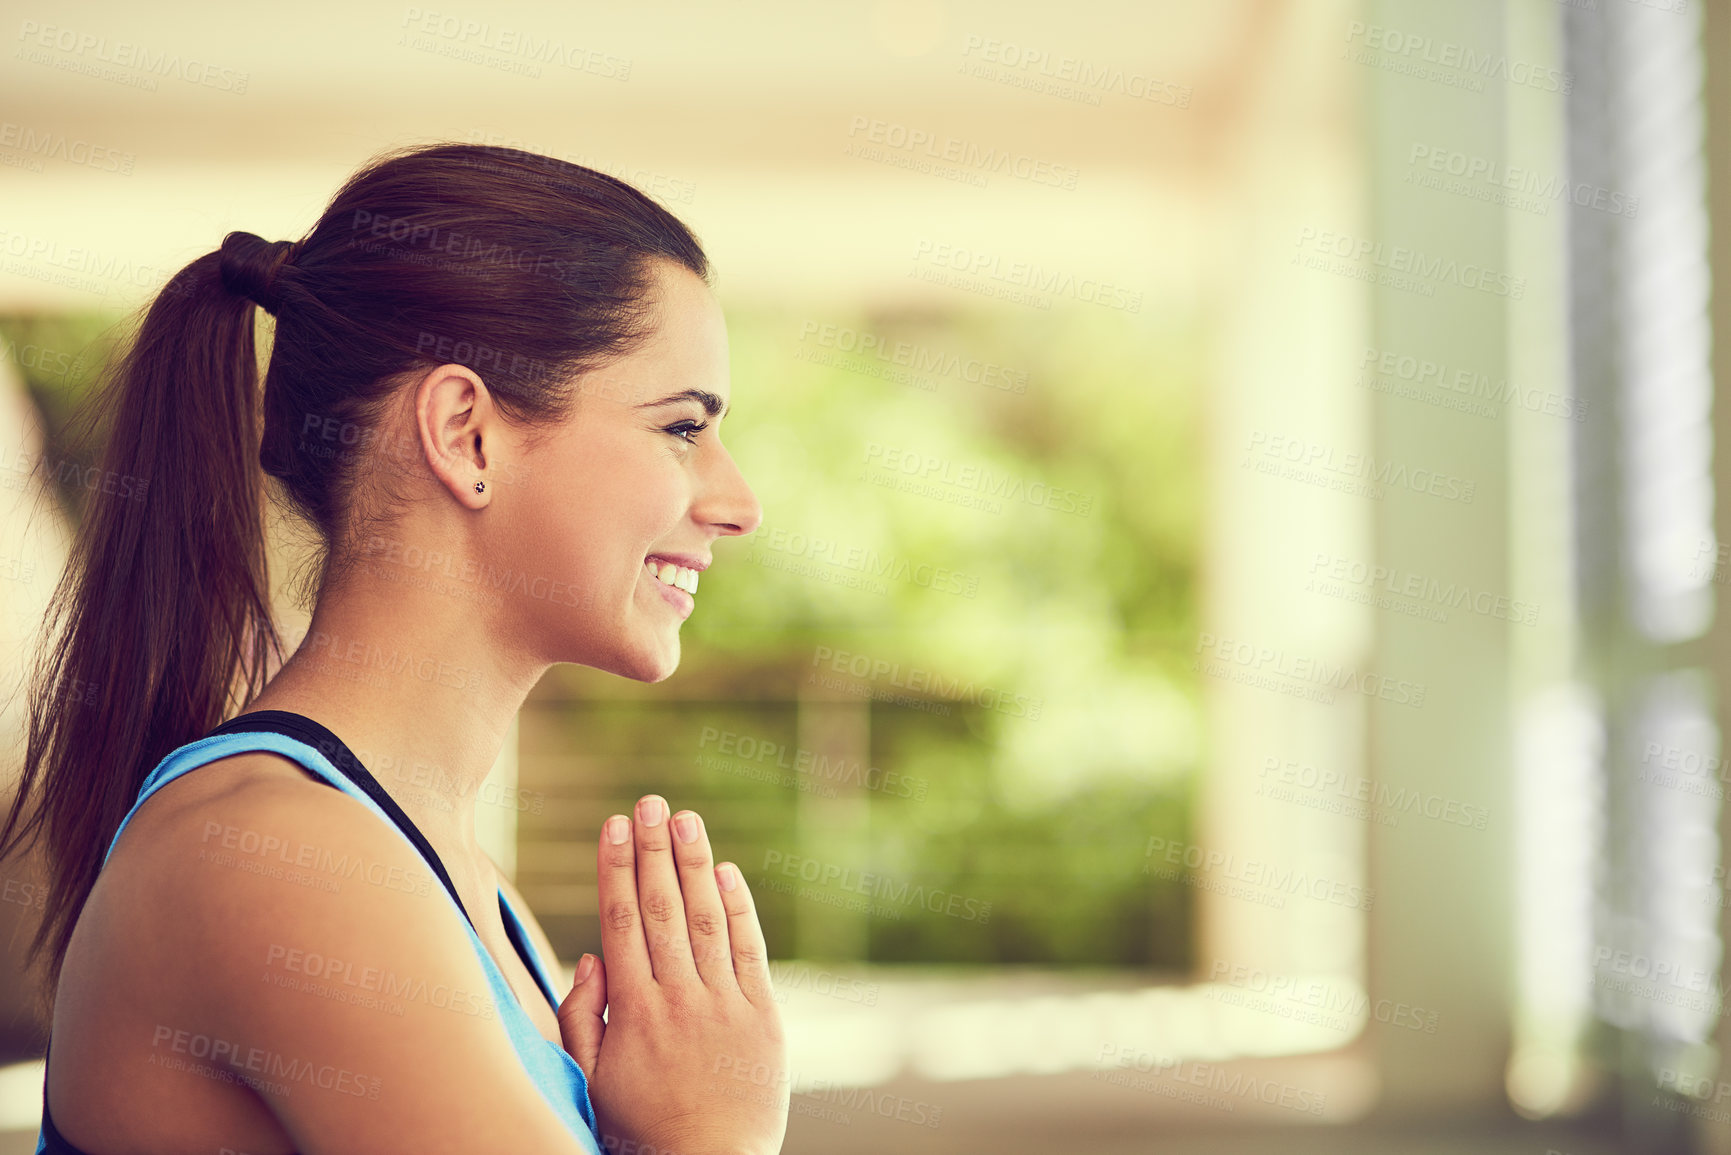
[{"xmin": 499, "ymin": 887, "xmax": 562, "ymax": 1009}]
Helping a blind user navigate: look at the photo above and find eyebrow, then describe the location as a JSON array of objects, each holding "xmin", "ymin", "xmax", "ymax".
[{"xmin": 636, "ymin": 388, "xmax": 728, "ymax": 419}]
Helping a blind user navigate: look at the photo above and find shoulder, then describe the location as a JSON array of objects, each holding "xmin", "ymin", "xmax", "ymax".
[
  {"xmin": 110, "ymin": 749, "xmax": 429, "ymax": 904},
  {"xmin": 72, "ymin": 750, "xmax": 589, "ymax": 1148},
  {"xmin": 96, "ymin": 749, "xmax": 447, "ymax": 994}
]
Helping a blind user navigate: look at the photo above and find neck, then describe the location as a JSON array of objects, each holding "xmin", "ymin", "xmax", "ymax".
[{"xmin": 243, "ymin": 569, "xmax": 547, "ymax": 865}]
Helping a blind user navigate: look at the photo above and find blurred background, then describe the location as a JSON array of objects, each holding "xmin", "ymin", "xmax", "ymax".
[{"xmin": 0, "ymin": 0, "xmax": 1725, "ymax": 1150}]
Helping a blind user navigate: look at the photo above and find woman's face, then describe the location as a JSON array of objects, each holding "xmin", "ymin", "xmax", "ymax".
[{"xmin": 487, "ymin": 259, "xmax": 762, "ymax": 682}]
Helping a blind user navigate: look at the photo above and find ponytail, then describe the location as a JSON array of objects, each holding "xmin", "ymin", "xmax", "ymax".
[{"xmin": 0, "ymin": 234, "xmax": 286, "ymax": 997}]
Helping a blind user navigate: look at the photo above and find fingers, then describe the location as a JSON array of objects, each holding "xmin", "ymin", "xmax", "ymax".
[
  {"xmin": 630, "ymin": 795, "xmax": 699, "ymax": 984},
  {"xmin": 597, "ymin": 796, "xmax": 761, "ymax": 1000},
  {"xmin": 556, "ymin": 953, "xmax": 607, "ymax": 1079},
  {"xmin": 714, "ymin": 861, "xmax": 774, "ymax": 1006},
  {"xmin": 596, "ymin": 811, "xmax": 654, "ymax": 990},
  {"xmin": 670, "ymin": 810, "xmax": 736, "ymax": 992}
]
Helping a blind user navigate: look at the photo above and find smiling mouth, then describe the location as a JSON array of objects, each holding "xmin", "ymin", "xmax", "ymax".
[{"xmin": 645, "ymin": 558, "xmax": 700, "ymax": 595}]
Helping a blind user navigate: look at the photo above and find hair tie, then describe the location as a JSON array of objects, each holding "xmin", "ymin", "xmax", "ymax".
[{"xmin": 219, "ymin": 231, "xmax": 299, "ymax": 314}]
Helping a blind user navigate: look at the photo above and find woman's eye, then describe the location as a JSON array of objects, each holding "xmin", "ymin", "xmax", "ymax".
[{"xmin": 666, "ymin": 420, "xmax": 708, "ymax": 445}]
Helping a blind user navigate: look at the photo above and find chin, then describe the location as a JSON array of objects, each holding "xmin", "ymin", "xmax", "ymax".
[{"xmin": 594, "ymin": 635, "xmax": 681, "ymax": 683}]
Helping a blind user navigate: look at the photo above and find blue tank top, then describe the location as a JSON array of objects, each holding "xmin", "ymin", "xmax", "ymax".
[{"xmin": 36, "ymin": 709, "xmax": 603, "ymax": 1154}]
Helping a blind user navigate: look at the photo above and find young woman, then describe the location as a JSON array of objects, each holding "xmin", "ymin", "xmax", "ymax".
[{"xmin": 0, "ymin": 144, "xmax": 788, "ymax": 1154}]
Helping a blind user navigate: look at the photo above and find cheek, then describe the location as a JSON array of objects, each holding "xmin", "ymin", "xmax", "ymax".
[{"xmin": 516, "ymin": 431, "xmax": 688, "ymax": 588}]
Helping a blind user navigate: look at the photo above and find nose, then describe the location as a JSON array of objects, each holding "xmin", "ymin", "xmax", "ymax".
[{"xmin": 698, "ymin": 439, "xmax": 762, "ymax": 537}]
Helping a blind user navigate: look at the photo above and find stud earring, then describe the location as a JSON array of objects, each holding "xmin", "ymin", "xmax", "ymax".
[{"xmin": 474, "ymin": 481, "xmax": 486, "ymax": 494}]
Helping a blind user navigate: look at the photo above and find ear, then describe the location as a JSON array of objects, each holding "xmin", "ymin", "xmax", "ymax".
[{"xmin": 412, "ymin": 362, "xmax": 494, "ymax": 509}]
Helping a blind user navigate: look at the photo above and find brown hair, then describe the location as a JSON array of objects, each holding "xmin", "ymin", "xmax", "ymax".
[{"xmin": 0, "ymin": 142, "xmax": 709, "ymax": 996}]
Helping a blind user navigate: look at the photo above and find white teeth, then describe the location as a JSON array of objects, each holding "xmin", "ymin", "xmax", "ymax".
[{"xmin": 647, "ymin": 559, "xmax": 700, "ymax": 596}]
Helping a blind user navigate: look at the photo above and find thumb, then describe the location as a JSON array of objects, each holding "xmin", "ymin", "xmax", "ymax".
[{"xmin": 557, "ymin": 953, "xmax": 607, "ymax": 1078}]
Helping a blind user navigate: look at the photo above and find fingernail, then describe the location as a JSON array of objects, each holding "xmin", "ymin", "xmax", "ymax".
[
  {"xmin": 673, "ymin": 812, "xmax": 700, "ymax": 843},
  {"xmin": 606, "ymin": 815, "xmax": 629, "ymax": 844},
  {"xmin": 576, "ymin": 953, "xmax": 596, "ymax": 984},
  {"xmin": 717, "ymin": 862, "xmax": 739, "ymax": 892},
  {"xmin": 637, "ymin": 795, "xmax": 666, "ymax": 826}
]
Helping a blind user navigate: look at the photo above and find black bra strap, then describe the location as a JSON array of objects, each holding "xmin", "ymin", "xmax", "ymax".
[{"xmin": 206, "ymin": 709, "xmax": 480, "ymax": 932}]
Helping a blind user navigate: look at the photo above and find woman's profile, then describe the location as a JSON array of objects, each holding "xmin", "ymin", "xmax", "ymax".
[{"xmin": 0, "ymin": 143, "xmax": 788, "ymax": 1154}]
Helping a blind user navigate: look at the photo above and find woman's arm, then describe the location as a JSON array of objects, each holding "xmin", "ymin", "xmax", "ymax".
[{"xmin": 139, "ymin": 775, "xmax": 597, "ymax": 1154}]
